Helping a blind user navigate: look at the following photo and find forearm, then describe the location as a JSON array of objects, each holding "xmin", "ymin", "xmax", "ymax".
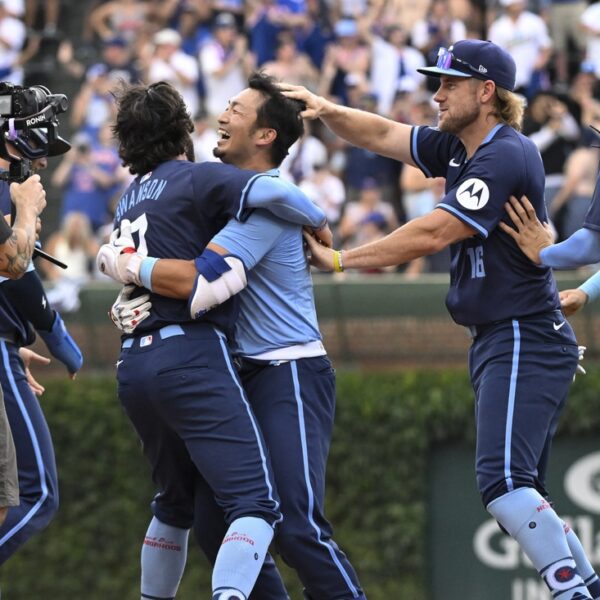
[
  {"xmin": 343, "ymin": 217, "xmax": 450, "ymax": 269},
  {"xmin": 540, "ymin": 228, "xmax": 600, "ymax": 268},
  {"xmin": 0, "ymin": 208, "xmax": 37, "ymax": 279},
  {"xmin": 150, "ymin": 258, "xmax": 196, "ymax": 298},
  {"xmin": 579, "ymin": 270, "xmax": 600, "ymax": 302},
  {"xmin": 319, "ymin": 100, "xmax": 410, "ymax": 162}
]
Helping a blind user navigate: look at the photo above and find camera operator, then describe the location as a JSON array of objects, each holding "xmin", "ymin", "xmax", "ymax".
[
  {"xmin": 0, "ymin": 131, "xmax": 47, "ymax": 532},
  {"xmin": 0, "ymin": 83, "xmax": 83, "ymax": 563}
]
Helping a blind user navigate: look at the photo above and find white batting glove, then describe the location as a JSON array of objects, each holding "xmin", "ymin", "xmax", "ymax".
[
  {"xmin": 110, "ymin": 285, "xmax": 152, "ymax": 334},
  {"xmin": 574, "ymin": 345, "xmax": 587, "ymax": 381},
  {"xmin": 96, "ymin": 220, "xmax": 144, "ymax": 285}
]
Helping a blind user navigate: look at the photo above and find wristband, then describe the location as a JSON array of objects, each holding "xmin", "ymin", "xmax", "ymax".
[
  {"xmin": 139, "ymin": 257, "xmax": 158, "ymax": 291},
  {"xmin": 333, "ymin": 250, "xmax": 344, "ymax": 273}
]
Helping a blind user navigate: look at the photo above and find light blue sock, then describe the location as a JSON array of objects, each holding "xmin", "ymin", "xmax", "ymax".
[
  {"xmin": 212, "ymin": 516, "xmax": 274, "ymax": 600},
  {"xmin": 488, "ymin": 488, "xmax": 591, "ymax": 599},
  {"xmin": 141, "ymin": 517, "xmax": 190, "ymax": 600},
  {"xmin": 563, "ymin": 521, "xmax": 600, "ymax": 599}
]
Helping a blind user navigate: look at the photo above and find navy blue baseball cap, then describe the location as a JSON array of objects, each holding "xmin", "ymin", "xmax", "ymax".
[{"xmin": 417, "ymin": 40, "xmax": 517, "ymax": 91}]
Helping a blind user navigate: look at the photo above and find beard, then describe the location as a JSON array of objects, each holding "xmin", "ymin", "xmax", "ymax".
[
  {"xmin": 213, "ymin": 145, "xmax": 231, "ymax": 164},
  {"xmin": 439, "ymin": 101, "xmax": 480, "ymax": 135}
]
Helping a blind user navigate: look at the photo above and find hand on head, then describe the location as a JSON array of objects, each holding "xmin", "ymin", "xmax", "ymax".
[{"xmin": 278, "ymin": 83, "xmax": 325, "ymax": 121}]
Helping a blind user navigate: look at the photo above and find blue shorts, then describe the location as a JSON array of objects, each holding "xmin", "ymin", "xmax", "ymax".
[
  {"xmin": 117, "ymin": 323, "xmax": 281, "ymax": 528},
  {"xmin": 468, "ymin": 310, "xmax": 579, "ymax": 506}
]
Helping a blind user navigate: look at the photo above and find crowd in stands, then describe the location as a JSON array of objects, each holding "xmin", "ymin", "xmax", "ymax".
[{"xmin": 2, "ymin": 0, "xmax": 600, "ymax": 298}]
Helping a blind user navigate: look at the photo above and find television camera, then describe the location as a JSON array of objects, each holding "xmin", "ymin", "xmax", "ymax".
[{"xmin": 0, "ymin": 83, "xmax": 72, "ymax": 268}]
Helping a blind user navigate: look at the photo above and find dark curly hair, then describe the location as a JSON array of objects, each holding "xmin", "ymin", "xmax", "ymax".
[
  {"xmin": 248, "ymin": 71, "xmax": 305, "ymax": 166},
  {"xmin": 112, "ymin": 81, "xmax": 194, "ymax": 175}
]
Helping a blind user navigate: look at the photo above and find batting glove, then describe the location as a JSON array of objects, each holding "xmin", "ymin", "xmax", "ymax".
[
  {"xmin": 110, "ymin": 285, "xmax": 152, "ymax": 334},
  {"xmin": 38, "ymin": 311, "xmax": 83, "ymax": 375},
  {"xmin": 574, "ymin": 345, "xmax": 587, "ymax": 381},
  {"xmin": 96, "ymin": 220, "xmax": 144, "ymax": 285}
]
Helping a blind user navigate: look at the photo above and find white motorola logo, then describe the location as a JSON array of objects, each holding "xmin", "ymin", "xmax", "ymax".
[
  {"xmin": 564, "ymin": 451, "xmax": 600, "ymax": 514},
  {"xmin": 455, "ymin": 178, "xmax": 490, "ymax": 210}
]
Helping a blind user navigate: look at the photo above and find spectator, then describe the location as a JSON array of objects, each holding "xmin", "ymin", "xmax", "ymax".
[
  {"xmin": 319, "ymin": 18, "xmax": 370, "ymax": 104},
  {"xmin": 88, "ymin": 0, "xmax": 152, "ymax": 46},
  {"xmin": 0, "ymin": 0, "xmax": 26, "ymax": 85},
  {"xmin": 548, "ymin": 105, "xmax": 600, "ymax": 239},
  {"xmin": 40, "ymin": 212, "xmax": 99, "ymax": 313},
  {"xmin": 143, "ymin": 28, "xmax": 200, "ymax": 116},
  {"xmin": 24, "ymin": 0, "xmax": 60, "ymax": 37},
  {"xmin": 299, "ymin": 161, "xmax": 346, "ymax": 231},
  {"xmin": 70, "ymin": 64, "xmax": 119, "ymax": 140},
  {"xmin": 296, "ymin": 0, "xmax": 333, "ymax": 70},
  {"xmin": 369, "ymin": 24, "xmax": 427, "ymax": 116},
  {"xmin": 580, "ymin": 1, "xmax": 600, "ymax": 80},
  {"xmin": 488, "ymin": 0, "xmax": 552, "ymax": 99},
  {"xmin": 51, "ymin": 125, "xmax": 128, "ymax": 234},
  {"xmin": 199, "ymin": 12, "xmax": 252, "ymax": 120},
  {"xmin": 191, "ymin": 108, "xmax": 219, "ymax": 163},
  {"xmin": 411, "ymin": 0, "xmax": 466, "ymax": 74},
  {"xmin": 523, "ymin": 92, "xmax": 580, "ymax": 218},
  {"xmin": 280, "ymin": 121, "xmax": 328, "ymax": 183},
  {"xmin": 246, "ymin": 0, "xmax": 309, "ymax": 66},
  {"xmin": 91, "ymin": 35, "xmax": 139, "ymax": 84},
  {"xmin": 548, "ymin": 0, "xmax": 587, "ymax": 85},
  {"xmin": 343, "ymin": 92, "xmax": 402, "ymax": 213},
  {"xmin": 338, "ymin": 177, "xmax": 398, "ymax": 250},
  {"xmin": 262, "ymin": 29, "xmax": 320, "ymax": 90}
]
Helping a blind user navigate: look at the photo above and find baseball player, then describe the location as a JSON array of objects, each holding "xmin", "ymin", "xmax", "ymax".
[
  {"xmin": 96, "ymin": 80, "xmax": 334, "ymax": 600},
  {"xmin": 103, "ymin": 72, "xmax": 365, "ymax": 600},
  {"xmin": 499, "ymin": 165, "xmax": 600, "ymax": 320},
  {"xmin": 283, "ymin": 40, "xmax": 597, "ymax": 599},
  {"xmin": 0, "ymin": 126, "xmax": 83, "ymax": 564}
]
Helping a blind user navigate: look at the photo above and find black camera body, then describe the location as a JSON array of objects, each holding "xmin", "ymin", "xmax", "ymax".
[
  {"xmin": 0, "ymin": 82, "xmax": 68, "ymax": 120},
  {"xmin": 0, "ymin": 82, "xmax": 71, "ymax": 184},
  {"xmin": 0, "ymin": 82, "xmax": 71, "ymax": 269}
]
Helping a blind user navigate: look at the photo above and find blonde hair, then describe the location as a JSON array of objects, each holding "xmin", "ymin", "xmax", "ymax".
[{"xmin": 492, "ymin": 87, "xmax": 526, "ymax": 131}]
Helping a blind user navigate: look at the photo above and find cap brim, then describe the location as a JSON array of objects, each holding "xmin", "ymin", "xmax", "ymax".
[{"xmin": 417, "ymin": 66, "xmax": 472, "ymax": 78}]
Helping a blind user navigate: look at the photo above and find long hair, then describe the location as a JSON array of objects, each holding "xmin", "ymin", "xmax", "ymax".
[
  {"xmin": 248, "ymin": 71, "xmax": 305, "ymax": 166},
  {"xmin": 112, "ymin": 81, "xmax": 194, "ymax": 175},
  {"xmin": 492, "ymin": 87, "xmax": 526, "ymax": 131}
]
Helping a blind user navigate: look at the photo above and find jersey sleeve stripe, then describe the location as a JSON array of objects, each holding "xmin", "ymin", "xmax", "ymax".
[
  {"xmin": 437, "ymin": 203, "xmax": 489, "ymax": 238},
  {"xmin": 410, "ymin": 126, "xmax": 433, "ymax": 178}
]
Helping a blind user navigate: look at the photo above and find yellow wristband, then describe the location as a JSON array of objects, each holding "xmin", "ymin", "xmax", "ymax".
[{"xmin": 333, "ymin": 250, "xmax": 344, "ymax": 273}]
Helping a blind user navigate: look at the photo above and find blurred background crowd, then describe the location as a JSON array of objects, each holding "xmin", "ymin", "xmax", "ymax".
[{"xmin": 2, "ymin": 0, "xmax": 600, "ymax": 305}]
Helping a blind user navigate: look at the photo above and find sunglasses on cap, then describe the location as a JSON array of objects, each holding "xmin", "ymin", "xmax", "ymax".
[{"xmin": 436, "ymin": 47, "xmax": 483, "ymax": 78}]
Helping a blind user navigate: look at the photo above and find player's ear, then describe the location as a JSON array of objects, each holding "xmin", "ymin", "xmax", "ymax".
[
  {"xmin": 256, "ymin": 127, "xmax": 277, "ymax": 147},
  {"xmin": 480, "ymin": 80, "xmax": 496, "ymax": 104}
]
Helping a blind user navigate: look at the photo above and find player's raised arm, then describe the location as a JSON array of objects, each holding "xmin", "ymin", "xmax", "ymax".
[{"xmin": 278, "ymin": 83, "xmax": 416, "ymax": 166}]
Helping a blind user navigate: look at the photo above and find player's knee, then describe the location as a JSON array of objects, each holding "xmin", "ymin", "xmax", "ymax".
[
  {"xmin": 36, "ymin": 486, "xmax": 59, "ymax": 529},
  {"xmin": 0, "ymin": 506, "xmax": 8, "ymax": 527},
  {"xmin": 273, "ymin": 526, "xmax": 318, "ymax": 563}
]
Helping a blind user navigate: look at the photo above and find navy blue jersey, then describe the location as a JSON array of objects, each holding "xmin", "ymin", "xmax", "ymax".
[
  {"xmin": 113, "ymin": 160, "xmax": 259, "ymax": 335},
  {"xmin": 0, "ymin": 182, "xmax": 35, "ymax": 346},
  {"xmin": 583, "ymin": 172, "xmax": 600, "ymax": 232},
  {"xmin": 411, "ymin": 124, "xmax": 559, "ymax": 326}
]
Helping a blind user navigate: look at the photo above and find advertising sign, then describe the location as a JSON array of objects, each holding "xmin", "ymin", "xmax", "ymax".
[{"xmin": 429, "ymin": 439, "xmax": 600, "ymax": 599}]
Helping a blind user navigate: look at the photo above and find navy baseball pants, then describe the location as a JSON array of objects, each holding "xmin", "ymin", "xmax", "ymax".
[
  {"xmin": 0, "ymin": 340, "xmax": 59, "ymax": 564},
  {"xmin": 117, "ymin": 323, "xmax": 281, "ymax": 530},
  {"xmin": 194, "ymin": 356, "xmax": 365, "ymax": 600},
  {"xmin": 468, "ymin": 310, "xmax": 579, "ymax": 507}
]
